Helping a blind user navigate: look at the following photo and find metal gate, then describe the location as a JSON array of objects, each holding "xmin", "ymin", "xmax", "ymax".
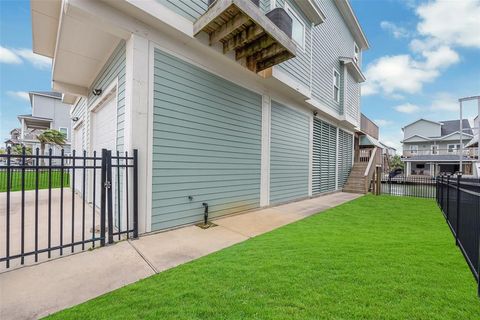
[{"xmin": 0, "ymin": 147, "xmax": 138, "ymax": 269}]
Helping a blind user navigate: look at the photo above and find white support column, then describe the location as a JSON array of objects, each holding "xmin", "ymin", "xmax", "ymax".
[
  {"xmin": 308, "ymin": 114, "xmax": 313, "ymax": 196},
  {"xmin": 260, "ymin": 95, "xmax": 271, "ymax": 207},
  {"xmin": 124, "ymin": 34, "xmax": 150, "ymax": 233},
  {"xmin": 20, "ymin": 118, "xmax": 25, "ymax": 140}
]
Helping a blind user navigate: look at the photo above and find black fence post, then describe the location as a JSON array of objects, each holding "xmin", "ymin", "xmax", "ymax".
[
  {"xmin": 446, "ymin": 174, "xmax": 450, "ymax": 221},
  {"xmin": 455, "ymin": 173, "xmax": 461, "ymax": 246},
  {"xmin": 5, "ymin": 147, "xmax": 11, "ymax": 268},
  {"xmin": 100, "ymin": 149, "xmax": 107, "ymax": 246},
  {"xmin": 106, "ymin": 150, "xmax": 114, "ymax": 245},
  {"xmin": 133, "ymin": 149, "xmax": 139, "ymax": 239}
]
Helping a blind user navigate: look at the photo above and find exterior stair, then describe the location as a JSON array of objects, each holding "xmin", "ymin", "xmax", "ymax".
[{"xmin": 343, "ymin": 162, "xmax": 369, "ymax": 194}]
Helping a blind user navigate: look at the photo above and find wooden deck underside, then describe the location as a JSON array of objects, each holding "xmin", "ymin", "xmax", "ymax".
[{"xmin": 194, "ymin": 0, "xmax": 297, "ymax": 73}]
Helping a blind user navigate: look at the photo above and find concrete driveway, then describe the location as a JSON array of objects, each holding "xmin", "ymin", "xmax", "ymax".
[
  {"xmin": 0, "ymin": 192, "xmax": 361, "ymax": 320},
  {"xmin": 0, "ymin": 189, "xmax": 101, "ymax": 270}
]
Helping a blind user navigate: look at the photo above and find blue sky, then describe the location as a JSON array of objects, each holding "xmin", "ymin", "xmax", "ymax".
[{"xmin": 1, "ymin": 0, "xmax": 479, "ymax": 151}]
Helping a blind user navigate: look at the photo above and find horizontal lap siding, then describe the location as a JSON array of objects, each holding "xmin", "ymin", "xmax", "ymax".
[
  {"xmin": 337, "ymin": 129, "xmax": 353, "ymax": 188},
  {"xmin": 311, "ymin": 0, "xmax": 357, "ymax": 115},
  {"xmin": 152, "ymin": 49, "xmax": 262, "ymax": 231},
  {"xmin": 312, "ymin": 118, "xmax": 337, "ymax": 194},
  {"xmin": 345, "ymin": 71, "xmax": 359, "ymax": 121},
  {"xmin": 275, "ymin": 0, "xmax": 312, "ymax": 90},
  {"xmin": 270, "ymin": 101, "xmax": 310, "ymax": 204}
]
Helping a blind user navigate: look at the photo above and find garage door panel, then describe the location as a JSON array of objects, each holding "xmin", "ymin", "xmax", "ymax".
[
  {"xmin": 269, "ymin": 101, "xmax": 310, "ymax": 205},
  {"xmin": 152, "ymin": 49, "xmax": 262, "ymax": 231}
]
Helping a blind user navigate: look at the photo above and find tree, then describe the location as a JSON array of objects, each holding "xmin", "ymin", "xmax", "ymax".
[
  {"xmin": 11, "ymin": 144, "xmax": 32, "ymax": 155},
  {"xmin": 389, "ymin": 155, "xmax": 404, "ymax": 170},
  {"xmin": 37, "ymin": 129, "xmax": 67, "ymax": 164}
]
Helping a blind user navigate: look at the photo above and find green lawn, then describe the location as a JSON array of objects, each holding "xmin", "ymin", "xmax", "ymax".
[
  {"xmin": 0, "ymin": 170, "xmax": 69, "ymax": 192},
  {"xmin": 48, "ymin": 195, "xmax": 480, "ymax": 319}
]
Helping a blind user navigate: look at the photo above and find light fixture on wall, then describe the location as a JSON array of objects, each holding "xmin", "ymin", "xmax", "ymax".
[
  {"xmin": 72, "ymin": 117, "xmax": 79, "ymax": 122},
  {"xmin": 92, "ymin": 89, "xmax": 102, "ymax": 96},
  {"xmin": 313, "ymin": 111, "xmax": 318, "ymax": 117}
]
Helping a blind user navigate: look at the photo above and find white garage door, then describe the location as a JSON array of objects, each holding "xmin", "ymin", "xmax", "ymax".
[{"xmin": 91, "ymin": 96, "xmax": 116, "ymax": 207}]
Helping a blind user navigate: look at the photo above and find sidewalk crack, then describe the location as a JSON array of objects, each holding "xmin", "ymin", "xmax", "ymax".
[{"xmin": 128, "ymin": 240, "xmax": 158, "ymax": 274}]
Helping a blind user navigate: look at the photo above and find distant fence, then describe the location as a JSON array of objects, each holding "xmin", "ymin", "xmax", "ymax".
[
  {"xmin": 380, "ymin": 175, "xmax": 436, "ymax": 198},
  {"xmin": 436, "ymin": 174, "xmax": 480, "ymax": 295}
]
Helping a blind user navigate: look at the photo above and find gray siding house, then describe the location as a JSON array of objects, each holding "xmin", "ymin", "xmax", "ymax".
[
  {"xmin": 401, "ymin": 119, "xmax": 477, "ymax": 176},
  {"xmin": 31, "ymin": 0, "xmax": 368, "ymax": 233},
  {"xmin": 16, "ymin": 91, "xmax": 72, "ymax": 155}
]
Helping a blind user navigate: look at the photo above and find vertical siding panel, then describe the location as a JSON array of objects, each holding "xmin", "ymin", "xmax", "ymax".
[
  {"xmin": 152, "ymin": 48, "xmax": 262, "ymax": 231},
  {"xmin": 337, "ymin": 129, "xmax": 353, "ymax": 188},
  {"xmin": 270, "ymin": 101, "xmax": 310, "ymax": 204},
  {"xmin": 312, "ymin": 118, "xmax": 337, "ymax": 194}
]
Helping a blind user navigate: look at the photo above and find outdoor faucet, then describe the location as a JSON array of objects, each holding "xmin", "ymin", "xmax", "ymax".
[{"xmin": 202, "ymin": 202, "xmax": 209, "ymax": 225}]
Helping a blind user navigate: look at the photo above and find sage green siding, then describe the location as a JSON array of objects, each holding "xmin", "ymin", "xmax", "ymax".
[
  {"xmin": 152, "ymin": 49, "xmax": 262, "ymax": 230},
  {"xmin": 270, "ymin": 101, "xmax": 310, "ymax": 204},
  {"xmin": 312, "ymin": 118, "xmax": 337, "ymax": 194},
  {"xmin": 337, "ymin": 129, "xmax": 353, "ymax": 188}
]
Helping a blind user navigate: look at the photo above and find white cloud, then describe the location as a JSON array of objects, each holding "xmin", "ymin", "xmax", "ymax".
[
  {"xmin": 364, "ymin": 0, "xmax": 479, "ymax": 98},
  {"xmin": 374, "ymin": 119, "xmax": 393, "ymax": 127},
  {"xmin": 362, "ymin": 55, "xmax": 439, "ymax": 96},
  {"xmin": 428, "ymin": 92, "xmax": 458, "ymax": 112},
  {"xmin": 14, "ymin": 49, "xmax": 51, "ymax": 70},
  {"xmin": 380, "ymin": 21, "xmax": 410, "ymax": 38},
  {"xmin": 0, "ymin": 46, "xmax": 51, "ymax": 70},
  {"xmin": 7, "ymin": 91, "xmax": 30, "ymax": 102},
  {"xmin": 0, "ymin": 46, "xmax": 22, "ymax": 64},
  {"xmin": 416, "ymin": 0, "xmax": 480, "ymax": 49},
  {"xmin": 394, "ymin": 103, "xmax": 420, "ymax": 114}
]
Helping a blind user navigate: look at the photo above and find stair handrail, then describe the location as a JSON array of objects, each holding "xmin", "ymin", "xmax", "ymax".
[{"xmin": 363, "ymin": 147, "xmax": 378, "ymax": 193}]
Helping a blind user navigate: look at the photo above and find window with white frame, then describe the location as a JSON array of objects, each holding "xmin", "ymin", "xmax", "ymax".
[
  {"xmin": 333, "ymin": 70, "xmax": 340, "ymax": 102},
  {"xmin": 431, "ymin": 145, "xmax": 438, "ymax": 155},
  {"xmin": 410, "ymin": 145, "xmax": 418, "ymax": 154},
  {"xmin": 448, "ymin": 144, "xmax": 462, "ymax": 153},
  {"xmin": 285, "ymin": 3, "xmax": 305, "ymax": 49},
  {"xmin": 354, "ymin": 42, "xmax": 360, "ymax": 64},
  {"xmin": 59, "ymin": 127, "xmax": 68, "ymax": 139}
]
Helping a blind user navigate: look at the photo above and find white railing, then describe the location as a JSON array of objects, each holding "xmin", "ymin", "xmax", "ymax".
[{"xmin": 403, "ymin": 148, "xmax": 478, "ymax": 158}]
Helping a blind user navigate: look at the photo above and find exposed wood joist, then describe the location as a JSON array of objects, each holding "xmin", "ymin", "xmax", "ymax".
[{"xmin": 194, "ymin": 0, "xmax": 297, "ymax": 73}]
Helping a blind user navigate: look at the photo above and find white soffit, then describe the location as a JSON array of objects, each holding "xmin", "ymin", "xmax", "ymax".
[{"xmin": 31, "ymin": 0, "xmax": 61, "ymax": 58}]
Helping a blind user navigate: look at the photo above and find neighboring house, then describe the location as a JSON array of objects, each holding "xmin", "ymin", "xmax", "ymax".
[
  {"xmin": 31, "ymin": 0, "xmax": 369, "ymax": 233},
  {"xmin": 401, "ymin": 118, "xmax": 477, "ymax": 176},
  {"xmin": 465, "ymin": 115, "xmax": 480, "ymax": 176},
  {"xmin": 4, "ymin": 128, "xmax": 21, "ymax": 148},
  {"xmin": 379, "ymin": 141, "xmax": 396, "ymax": 172},
  {"xmin": 15, "ymin": 91, "xmax": 72, "ymax": 155}
]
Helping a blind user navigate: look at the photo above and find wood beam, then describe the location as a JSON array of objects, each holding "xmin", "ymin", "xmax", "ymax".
[
  {"xmin": 223, "ymin": 24, "xmax": 264, "ymax": 53},
  {"xmin": 256, "ymin": 51, "xmax": 293, "ymax": 72},
  {"xmin": 209, "ymin": 13, "xmax": 251, "ymax": 44},
  {"xmin": 235, "ymin": 35, "xmax": 275, "ymax": 60}
]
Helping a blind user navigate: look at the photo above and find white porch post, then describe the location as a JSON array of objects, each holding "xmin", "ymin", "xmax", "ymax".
[
  {"xmin": 124, "ymin": 34, "xmax": 150, "ymax": 233},
  {"xmin": 260, "ymin": 95, "xmax": 271, "ymax": 207}
]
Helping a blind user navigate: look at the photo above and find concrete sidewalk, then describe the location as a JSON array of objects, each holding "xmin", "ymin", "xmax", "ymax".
[{"xmin": 0, "ymin": 192, "xmax": 361, "ymax": 320}]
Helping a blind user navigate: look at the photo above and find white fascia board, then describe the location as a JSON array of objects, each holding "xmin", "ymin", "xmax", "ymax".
[
  {"xmin": 271, "ymin": 67, "xmax": 311, "ymax": 99},
  {"xmin": 52, "ymin": 81, "xmax": 89, "ymax": 97},
  {"xmin": 340, "ymin": 57, "xmax": 366, "ymax": 83},
  {"xmin": 401, "ymin": 134, "xmax": 432, "ymax": 143}
]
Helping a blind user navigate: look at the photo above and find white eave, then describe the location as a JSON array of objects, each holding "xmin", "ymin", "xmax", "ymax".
[
  {"xmin": 295, "ymin": 0, "xmax": 326, "ymax": 26},
  {"xmin": 339, "ymin": 57, "xmax": 365, "ymax": 83},
  {"xmin": 333, "ymin": 0, "xmax": 369, "ymax": 50},
  {"xmin": 31, "ymin": 0, "xmax": 61, "ymax": 58}
]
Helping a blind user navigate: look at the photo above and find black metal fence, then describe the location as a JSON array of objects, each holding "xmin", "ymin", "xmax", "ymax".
[
  {"xmin": 0, "ymin": 147, "xmax": 138, "ymax": 269},
  {"xmin": 381, "ymin": 175, "xmax": 436, "ymax": 198},
  {"xmin": 436, "ymin": 174, "xmax": 480, "ymax": 294}
]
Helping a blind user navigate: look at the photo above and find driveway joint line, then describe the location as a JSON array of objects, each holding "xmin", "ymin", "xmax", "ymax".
[{"xmin": 128, "ymin": 240, "xmax": 159, "ymax": 274}]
